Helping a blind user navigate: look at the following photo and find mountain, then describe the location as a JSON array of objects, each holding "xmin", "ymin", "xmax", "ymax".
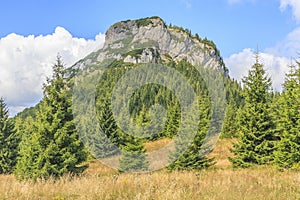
[
  {"xmin": 71, "ymin": 16, "xmax": 227, "ymax": 74},
  {"xmin": 15, "ymin": 16, "xmax": 243, "ymax": 172},
  {"xmin": 16, "ymin": 16, "xmax": 230, "ymax": 121},
  {"xmin": 67, "ymin": 16, "xmax": 235, "ymax": 170}
]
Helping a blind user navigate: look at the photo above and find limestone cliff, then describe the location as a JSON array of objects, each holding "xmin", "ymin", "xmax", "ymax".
[{"xmin": 72, "ymin": 16, "xmax": 227, "ymax": 74}]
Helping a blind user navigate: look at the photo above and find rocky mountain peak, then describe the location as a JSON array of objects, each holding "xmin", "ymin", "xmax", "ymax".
[
  {"xmin": 104, "ymin": 16, "xmax": 166, "ymax": 46},
  {"xmin": 73, "ymin": 16, "xmax": 227, "ymax": 74}
]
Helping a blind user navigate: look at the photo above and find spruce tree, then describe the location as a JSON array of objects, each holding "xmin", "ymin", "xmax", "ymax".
[
  {"xmin": 229, "ymin": 55, "xmax": 278, "ymax": 167},
  {"xmin": 118, "ymin": 109, "xmax": 148, "ymax": 172},
  {"xmin": 164, "ymin": 102, "xmax": 180, "ymax": 138},
  {"xmin": 14, "ymin": 117, "xmax": 40, "ymax": 179},
  {"xmin": 274, "ymin": 63, "xmax": 300, "ymax": 169},
  {"xmin": 16, "ymin": 56, "xmax": 87, "ymax": 180},
  {"xmin": 168, "ymin": 96, "xmax": 214, "ymax": 170},
  {"xmin": 0, "ymin": 98, "xmax": 19, "ymax": 174},
  {"xmin": 119, "ymin": 136, "xmax": 148, "ymax": 172},
  {"xmin": 221, "ymin": 94, "xmax": 238, "ymax": 138},
  {"xmin": 95, "ymin": 99, "xmax": 121, "ymax": 158}
]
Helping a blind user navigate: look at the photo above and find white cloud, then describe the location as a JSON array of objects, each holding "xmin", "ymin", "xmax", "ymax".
[
  {"xmin": 225, "ymin": 48, "xmax": 254, "ymax": 83},
  {"xmin": 226, "ymin": 14, "xmax": 300, "ymax": 92},
  {"xmin": 280, "ymin": 0, "xmax": 300, "ymax": 22},
  {"xmin": 225, "ymin": 48, "xmax": 290, "ymax": 91},
  {"xmin": 0, "ymin": 27, "xmax": 105, "ymax": 116},
  {"xmin": 266, "ymin": 26, "xmax": 300, "ymax": 58}
]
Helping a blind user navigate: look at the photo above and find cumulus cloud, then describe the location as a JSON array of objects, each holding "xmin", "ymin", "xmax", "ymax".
[
  {"xmin": 225, "ymin": 48, "xmax": 254, "ymax": 82},
  {"xmin": 226, "ymin": 0, "xmax": 300, "ymax": 92},
  {"xmin": 266, "ymin": 26, "xmax": 300, "ymax": 58},
  {"xmin": 225, "ymin": 48, "xmax": 290, "ymax": 91},
  {"xmin": 0, "ymin": 27, "xmax": 105, "ymax": 116},
  {"xmin": 280, "ymin": 0, "xmax": 300, "ymax": 22}
]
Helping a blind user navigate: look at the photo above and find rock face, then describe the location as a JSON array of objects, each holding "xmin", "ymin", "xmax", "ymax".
[{"xmin": 72, "ymin": 16, "xmax": 227, "ymax": 73}]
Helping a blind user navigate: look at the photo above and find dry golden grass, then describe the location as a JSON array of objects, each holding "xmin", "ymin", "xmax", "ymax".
[
  {"xmin": 1, "ymin": 139, "xmax": 299, "ymax": 200},
  {"xmin": 208, "ymin": 138, "xmax": 235, "ymax": 169},
  {"xmin": 144, "ymin": 138, "xmax": 172, "ymax": 152}
]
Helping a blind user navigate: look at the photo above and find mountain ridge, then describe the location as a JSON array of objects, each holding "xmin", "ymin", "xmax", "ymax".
[{"xmin": 71, "ymin": 16, "xmax": 228, "ymax": 74}]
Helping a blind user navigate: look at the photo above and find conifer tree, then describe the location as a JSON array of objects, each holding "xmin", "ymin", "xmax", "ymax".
[
  {"xmin": 164, "ymin": 102, "xmax": 180, "ymax": 138},
  {"xmin": 118, "ymin": 117, "xmax": 148, "ymax": 172},
  {"xmin": 221, "ymin": 94, "xmax": 238, "ymax": 138},
  {"xmin": 14, "ymin": 117, "xmax": 40, "ymax": 179},
  {"xmin": 119, "ymin": 136, "xmax": 148, "ymax": 172},
  {"xmin": 168, "ymin": 96, "xmax": 214, "ymax": 170},
  {"xmin": 229, "ymin": 55, "xmax": 278, "ymax": 167},
  {"xmin": 16, "ymin": 56, "xmax": 87, "ymax": 180},
  {"xmin": 274, "ymin": 63, "xmax": 300, "ymax": 169},
  {"xmin": 95, "ymin": 99, "xmax": 121, "ymax": 158},
  {"xmin": 0, "ymin": 98, "xmax": 19, "ymax": 174}
]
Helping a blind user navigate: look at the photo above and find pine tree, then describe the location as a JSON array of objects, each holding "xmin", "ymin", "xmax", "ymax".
[
  {"xmin": 95, "ymin": 99, "xmax": 121, "ymax": 158},
  {"xmin": 118, "ymin": 107, "xmax": 149, "ymax": 172},
  {"xmin": 0, "ymin": 98, "xmax": 19, "ymax": 174},
  {"xmin": 164, "ymin": 102, "xmax": 180, "ymax": 138},
  {"xmin": 274, "ymin": 63, "xmax": 300, "ymax": 169},
  {"xmin": 119, "ymin": 136, "xmax": 148, "ymax": 172},
  {"xmin": 15, "ymin": 56, "xmax": 87, "ymax": 180},
  {"xmin": 118, "ymin": 118, "xmax": 148, "ymax": 172},
  {"xmin": 229, "ymin": 55, "xmax": 278, "ymax": 167},
  {"xmin": 14, "ymin": 117, "xmax": 40, "ymax": 179},
  {"xmin": 168, "ymin": 95, "xmax": 214, "ymax": 170},
  {"xmin": 221, "ymin": 94, "xmax": 238, "ymax": 138}
]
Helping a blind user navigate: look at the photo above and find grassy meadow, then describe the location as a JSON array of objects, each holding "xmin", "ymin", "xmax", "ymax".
[{"xmin": 0, "ymin": 139, "xmax": 299, "ymax": 200}]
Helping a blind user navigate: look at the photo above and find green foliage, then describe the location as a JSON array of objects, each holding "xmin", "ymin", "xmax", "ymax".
[
  {"xmin": 94, "ymin": 58, "xmax": 224, "ymax": 171},
  {"xmin": 95, "ymin": 60, "xmax": 182, "ymax": 142},
  {"xmin": 229, "ymin": 56, "xmax": 278, "ymax": 168},
  {"xmin": 202, "ymin": 37, "xmax": 217, "ymax": 49},
  {"xmin": 135, "ymin": 17, "xmax": 153, "ymax": 28},
  {"xmin": 125, "ymin": 48, "xmax": 144, "ymax": 59},
  {"xmin": 14, "ymin": 117, "xmax": 40, "ymax": 179},
  {"xmin": 194, "ymin": 33, "xmax": 200, "ymax": 41},
  {"xmin": 15, "ymin": 56, "xmax": 87, "ymax": 180},
  {"xmin": 119, "ymin": 137, "xmax": 148, "ymax": 172},
  {"xmin": 274, "ymin": 63, "xmax": 300, "ymax": 169},
  {"xmin": 14, "ymin": 104, "xmax": 39, "ymax": 120},
  {"xmin": 95, "ymin": 99, "xmax": 121, "ymax": 158},
  {"xmin": 0, "ymin": 98, "xmax": 19, "ymax": 174},
  {"xmin": 221, "ymin": 95, "xmax": 238, "ymax": 138},
  {"xmin": 164, "ymin": 53, "xmax": 172, "ymax": 61},
  {"xmin": 167, "ymin": 60, "xmax": 222, "ymax": 170},
  {"xmin": 221, "ymin": 78, "xmax": 243, "ymax": 138},
  {"xmin": 168, "ymin": 95, "xmax": 215, "ymax": 170},
  {"xmin": 163, "ymin": 102, "xmax": 180, "ymax": 138}
]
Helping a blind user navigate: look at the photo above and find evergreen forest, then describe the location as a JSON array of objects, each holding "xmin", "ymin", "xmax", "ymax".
[{"xmin": 0, "ymin": 51, "xmax": 299, "ymax": 182}]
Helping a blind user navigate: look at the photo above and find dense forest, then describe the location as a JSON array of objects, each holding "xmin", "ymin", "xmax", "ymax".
[{"xmin": 0, "ymin": 52, "xmax": 299, "ymax": 180}]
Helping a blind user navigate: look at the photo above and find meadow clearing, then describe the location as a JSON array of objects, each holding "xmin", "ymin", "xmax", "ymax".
[{"xmin": 0, "ymin": 139, "xmax": 299, "ymax": 200}]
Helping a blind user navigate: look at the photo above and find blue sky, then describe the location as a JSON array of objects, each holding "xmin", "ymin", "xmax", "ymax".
[
  {"xmin": 0, "ymin": 0, "xmax": 297, "ymax": 57},
  {"xmin": 0, "ymin": 0, "xmax": 300, "ymax": 115}
]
